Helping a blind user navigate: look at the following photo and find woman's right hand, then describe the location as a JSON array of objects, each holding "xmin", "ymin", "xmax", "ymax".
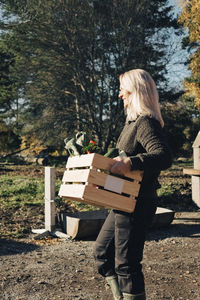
[{"xmin": 110, "ymin": 156, "xmax": 131, "ymax": 176}]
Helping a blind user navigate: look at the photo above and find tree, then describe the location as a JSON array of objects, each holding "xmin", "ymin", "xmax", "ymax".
[
  {"xmin": 161, "ymin": 98, "xmax": 200, "ymax": 157},
  {"xmin": 179, "ymin": 0, "xmax": 200, "ymax": 112},
  {"xmin": 0, "ymin": 39, "xmax": 23, "ymax": 152},
  {"xmin": 0, "ymin": 120, "xmax": 20, "ymax": 154},
  {"xmin": 0, "ymin": 42, "xmax": 18, "ymax": 122},
  {"xmin": 0, "ymin": 0, "xmax": 180, "ymax": 153}
]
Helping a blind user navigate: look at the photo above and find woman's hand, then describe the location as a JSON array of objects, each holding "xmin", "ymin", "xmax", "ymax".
[{"xmin": 110, "ymin": 156, "xmax": 132, "ymax": 176}]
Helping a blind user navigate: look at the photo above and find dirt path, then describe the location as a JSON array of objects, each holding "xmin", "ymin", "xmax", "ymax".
[{"xmin": 0, "ymin": 212, "xmax": 200, "ymax": 300}]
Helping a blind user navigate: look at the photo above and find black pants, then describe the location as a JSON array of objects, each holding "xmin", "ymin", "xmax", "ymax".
[{"xmin": 93, "ymin": 197, "xmax": 157, "ymax": 294}]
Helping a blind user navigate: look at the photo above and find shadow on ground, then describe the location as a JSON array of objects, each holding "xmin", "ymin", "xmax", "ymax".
[
  {"xmin": 71, "ymin": 221, "xmax": 200, "ymax": 242},
  {"xmin": 147, "ymin": 223, "xmax": 200, "ymax": 241},
  {"xmin": 0, "ymin": 239, "xmax": 40, "ymax": 256}
]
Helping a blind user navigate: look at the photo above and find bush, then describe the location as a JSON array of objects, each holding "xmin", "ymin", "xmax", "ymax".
[
  {"xmin": 0, "ymin": 120, "xmax": 21, "ymax": 155},
  {"xmin": 161, "ymin": 100, "xmax": 200, "ymax": 158}
]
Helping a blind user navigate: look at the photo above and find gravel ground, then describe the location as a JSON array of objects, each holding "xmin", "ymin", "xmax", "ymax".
[{"xmin": 0, "ymin": 212, "xmax": 200, "ymax": 300}]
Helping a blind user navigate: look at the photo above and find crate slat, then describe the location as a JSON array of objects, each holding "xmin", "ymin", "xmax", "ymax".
[
  {"xmin": 66, "ymin": 153, "xmax": 143, "ymax": 181},
  {"xmin": 62, "ymin": 169, "xmax": 90, "ymax": 182},
  {"xmin": 66, "ymin": 153, "xmax": 95, "ymax": 168},
  {"xmin": 183, "ymin": 168, "xmax": 200, "ymax": 176},
  {"xmin": 61, "ymin": 168, "xmax": 140, "ymax": 196},
  {"xmin": 84, "ymin": 185, "xmax": 136, "ymax": 213},
  {"xmin": 59, "ymin": 184, "xmax": 85, "ymax": 198},
  {"xmin": 62, "ymin": 188, "xmax": 136, "ymax": 213}
]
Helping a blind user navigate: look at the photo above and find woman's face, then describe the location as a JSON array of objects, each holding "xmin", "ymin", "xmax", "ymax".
[{"xmin": 119, "ymin": 87, "xmax": 130, "ymax": 108}]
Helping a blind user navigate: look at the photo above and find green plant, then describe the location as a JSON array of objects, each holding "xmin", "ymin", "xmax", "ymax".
[{"xmin": 0, "ymin": 175, "xmax": 44, "ymax": 208}]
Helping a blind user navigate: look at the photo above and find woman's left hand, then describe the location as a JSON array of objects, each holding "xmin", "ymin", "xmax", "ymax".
[{"xmin": 110, "ymin": 156, "xmax": 132, "ymax": 176}]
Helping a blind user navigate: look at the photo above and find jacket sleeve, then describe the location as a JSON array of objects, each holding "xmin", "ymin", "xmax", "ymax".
[{"xmin": 130, "ymin": 116, "xmax": 172, "ymax": 171}]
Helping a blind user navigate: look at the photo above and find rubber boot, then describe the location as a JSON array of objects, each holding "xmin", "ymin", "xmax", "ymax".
[
  {"xmin": 123, "ymin": 292, "xmax": 146, "ymax": 300},
  {"xmin": 105, "ymin": 275, "xmax": 123, "ymax": 300}
]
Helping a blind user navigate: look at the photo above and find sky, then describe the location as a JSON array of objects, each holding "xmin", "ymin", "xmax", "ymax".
[{"xmin": 164, "ymin": 0, "xmax": 190, "ymax": 90}]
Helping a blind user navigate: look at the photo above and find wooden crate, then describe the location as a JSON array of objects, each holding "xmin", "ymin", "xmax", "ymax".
[{"xmin": 59, "ymin": 153, "xmax": 143, "ymax": 213}]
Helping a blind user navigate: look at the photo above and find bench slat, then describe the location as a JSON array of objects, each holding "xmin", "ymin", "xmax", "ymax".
[{"xmin": 183, "ymin": 168, "xmax": 200, "ymax": 176}]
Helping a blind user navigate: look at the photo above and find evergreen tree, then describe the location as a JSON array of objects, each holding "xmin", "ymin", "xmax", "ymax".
[
  {"xmin": 0, "ymin": 0, "xmax": 180, "ymax": 152},
  {"xmin": 0, "ymin": 40, "xmax": 22, "ymax": 151},
  {"xmin": 0, "ymin": 43, "xmax": 17, "ymax": 121}
]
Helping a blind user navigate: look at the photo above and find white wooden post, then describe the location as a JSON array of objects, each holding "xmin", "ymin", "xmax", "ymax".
[
  {"xmin": 45, "ymin": 167, "xmax": 56, "ymax": 231},
  {"xmin": 192, "ymin": 131, "xmax": 200, "ymax": 207}
]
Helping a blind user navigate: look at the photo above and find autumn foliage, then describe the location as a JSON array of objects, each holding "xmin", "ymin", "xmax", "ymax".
[{"xmin": 179, "ymin": 0, "xmax": 200, "ymax": 111}]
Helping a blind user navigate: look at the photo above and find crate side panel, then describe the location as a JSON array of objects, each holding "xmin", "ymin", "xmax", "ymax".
[
  {"xmin": 84, "ymin": 186, "xmax": 136, "ymax": 213},
  {"xmin": 59, "ymin": 184, "xmax": 85, "ymax": 198},
  {"xmin": 88, "ymin": 169, "xmax": 107, "ymax": 186},
  {"xmin": 92, "ymin": 153, "xmax": 115, "ymax": 171},
  {"xmin": 123, "ymin": 180, "xmax": 141, "ymax": 196},
  {"xmin": 88, "ymin": 169, "xmax": 124, "ymax": 194},
  {"xmin": 62, "ymin": 169, "xmax": 90, "ymax": 183},
  {"xmin": 92, "ymin": 154, "xmax": 143, "ymax": 181},
  {"xmin": 88, "ymin": 169, "xmax": 141, "ymax": 196}
]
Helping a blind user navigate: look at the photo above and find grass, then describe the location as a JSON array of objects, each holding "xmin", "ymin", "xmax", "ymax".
[
  {"xmin": 157, "ymin": 183, "xmax": 176, "ymax": 200},
  {"xmin": 0, "ymin": 173, "xmax": 98, "ymax": 211},
  {"xmin": 0, "ymin": 175, "xmax": 45, "ymax": 208},
  {"xmin": 0, "ymin": 171, "xmax": 100, "ymax": 238},
  {"xmin": 0, "ymin": 159, "xmax": 197, "ymax": 238}
]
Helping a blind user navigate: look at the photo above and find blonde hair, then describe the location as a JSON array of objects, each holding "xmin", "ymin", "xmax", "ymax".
[{"xmin": 119, "ymin": 69, "xmax": 164, "ymax": 127}]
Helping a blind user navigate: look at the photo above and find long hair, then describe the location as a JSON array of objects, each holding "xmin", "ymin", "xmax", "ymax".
[{"xmin": 119, "ymin": 69, "xmax": 164, "ymax": 127}]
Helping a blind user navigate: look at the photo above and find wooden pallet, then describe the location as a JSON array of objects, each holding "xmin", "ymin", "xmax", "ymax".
[{"xmin": 59, "ymin": 153, "xmax": 143, "ymax": 213}]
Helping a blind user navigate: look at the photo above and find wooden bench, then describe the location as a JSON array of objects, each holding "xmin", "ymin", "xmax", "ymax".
[{"xmin": 183, "ymin": 131, "xmax": 200, "ymax": 208}]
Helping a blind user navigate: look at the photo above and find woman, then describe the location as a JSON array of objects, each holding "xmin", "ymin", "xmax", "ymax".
[{"xmin": 93, "ymin": 69, "xmax": 172, "ymax": 300}]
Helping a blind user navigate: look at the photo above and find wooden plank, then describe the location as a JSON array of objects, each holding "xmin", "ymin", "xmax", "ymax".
[
  {"xmin": 84, "ymin": 185, "xmax": 136, "ymax": 212},
  {"xmin": 62, "ymin": 169, "xmax": 90, "ymax": 183},
  {"xmin": 92, "ymin": 153, "xmax": 116, "ymax": 171},
  {"xmin": 45, "ymin": 167, "xmax": 56, "ymax": 231},
  {"xmin": 66, "ymin": 216, "xmax": 80, "ymax": 239},
  {"xmin": 193, "ymin": 147, "xmax": 200, "ymax": 169},
  {"xmin": 61, "ymin": 190, "xmax": 136, "ymax": 212},
  {"xmin": 66, "ymin": 153, "xmax": 143, "ymax": 181},
  {"xmin": 183, "ymin": 168, "xmax": 200, "ymax": 176},
  {"xmin": 66, "ymin": 153, "xmax": 113, "ymax": 169},
  {"xmin": 66, "ymin": 153, "xmax": 95, "ymax": 168},
  {"xmin": 92, "ymin": 154, "xmax": 143, "ymax": 181},
  {"xmin": 59, "ymin": 184, "xmax": 85, "ymax": 198},
  {"xmin": 45, "ymin": 167, "xmax": 55, "ymax": 200},
  {"xmin": 88, "ymin": 169, "xmax": 140, "ymax": 196},
  {"xmin": 192, "ymin": 176, "xmax": 200, "ymax": 207},
  {"xmin": 62, "ymin": 168, "xmax": 140, "ymax": 196},
  {"xmin": 123, "ymin": 178, "xmax": 140, "ymax": 195},
  {"xmin": 63, "ymin": 210, "xmax": 109, "ymax": 239}
]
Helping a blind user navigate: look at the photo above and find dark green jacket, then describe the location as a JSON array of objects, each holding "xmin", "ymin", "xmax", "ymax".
[{"xmin": 116, "ymin": 115, "xmax": 172, "ymax": 198}]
